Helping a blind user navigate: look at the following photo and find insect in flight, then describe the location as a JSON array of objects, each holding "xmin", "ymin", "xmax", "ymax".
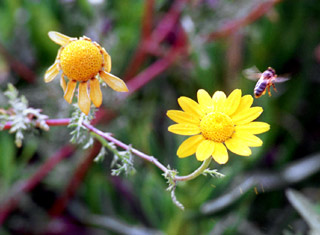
[{"xmin": 243, "ymin": 66, "xmax": 289, "ymax": 98}]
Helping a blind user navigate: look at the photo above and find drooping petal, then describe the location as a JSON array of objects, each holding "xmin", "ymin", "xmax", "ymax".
[
  {"xmin": 235, "ymin": 122, "xmax": 270, "ymax": 134},
  {"xmin": 177, "ymin": 135, "xmax": 204, "ymax": 158},
  {"xmin": 167, "ymin": 110, "xmax": 200, "ymax": 125},
  {"xmin": 232, "ymin": 132, "xmax": 263, "ymax": 147},
  {"xmin": 224, "ymin": 89, "xmax": 242, "ymax": 116},
  {"xmin": 225, "ymin": 137, "xmax": 252, "ymax": 156},
  {"xmin": 100, "ymin": 71, "xmax": 128, "ymax": 92},
  {"xmin": 232, "ymin": 95, "xmax": 253, "ymax": 116},
  {"xmin": 197, "ymin": 89, "xmax": 214, "ymax": 113},
  {"xmin": 64, "ymin": 80, "xmax": 77, "ymax": 104},
  {"xmin": 44, "ymin": 61, "xmax": 59, "ymax": 83},
  {"xmin": 196, "ymin": 140, "xmax": 215, "ymax": 161},
  {"xmin": 102, "ymin": 47, "xmax": 112, "ymax": 73},
  {"xmin": 212, "ymin": 142, "xmax": 229, "ymax": 164},
  {"xmin": 78, "ymin": 82, "xmax": 91, "ymax": 115},
  {"xmin": 48, "ymin": 31, "xmax": 76, "ymax": 46},
  {"xmin": 168, "ymin": 123, "xmax": 200, "ymax": 135},
  {"xmin": 89, "ymin": 77, "xmax": 102, "ymax": 107},
  {"xmin": 60, "ymin": 74, "xmax": 67, "ymax": 92},
  {"xmin": 231, "ymin": 107, "xmax": 263, "ymax": 125},
  {"xmin": 178, "ymin": 96, "xmax": 204, "ymax": 118},
  {"xmin": 212, "ymin": 91, "xmax": 226, "ymax": 112}
]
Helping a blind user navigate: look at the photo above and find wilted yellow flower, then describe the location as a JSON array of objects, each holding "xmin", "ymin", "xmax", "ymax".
[
  {"xmin": 167, "ymin": 89, "xmax": 270, "ymax": 164},
  {"xmin": 45, "ymin": 31, "xmax": 128, "ymax": 115}
]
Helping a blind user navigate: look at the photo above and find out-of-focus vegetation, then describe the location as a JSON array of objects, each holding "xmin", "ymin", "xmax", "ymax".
[{"xmin": 0, "ymin": 0, "xmax": 320, "ymax": 234}]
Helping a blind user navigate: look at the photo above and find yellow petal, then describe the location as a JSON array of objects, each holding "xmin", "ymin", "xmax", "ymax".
[
  {"xmin": 232, "ymin": 95, "xmax": 253, "ymax": 116},
  {"xmin": 235, "ymin": 122, "xmax": 270, "ymax": 134},
  {"xmin": 225, "ymin": 137, "xmax": 252, "ymax": 156},
  {"xmin": 196, "ymin": 140, "xmax": 215, "ymax": 161},
  {"xmin": 197, "ymin": 89, "xmax": 214, "ymax": 113},
  {"xmin": 233, "ymin": 132, "xmax": 263, "ymax": 147},
  {"xmin": 90, "ymin": 77, "xmax": 102, "ymax": 107},
  {"xmin": 231, "ymin": 107, "xmax": 263, "ymax": 125},
  {"xmin": 224, "ymin": 89, "xmax": 241, "ymax": 116},
  {"xmin": 60, "ymin": 74, "xmax": 67, "ymax": 92},
  {"xmin": 212, "ymin": 143, "xmax": 229, "ymax": 164},
  {"xmin": 177, "ymin": 135, "xmax": 204, "ymax": 158},
  {"xmin": 168, "ymin": 123, "xmax": 200, "ymax": 135},
  {"xmin": 178, "ymin": 96, "xmax": 203, "ymax": 118},
  {"xmin": 102, "ymin": 47, "xmax": 112, "ymax": 73},
  {"xmin": 48, "ymin": 31, "xmax": 75, "ymax": 46},
  {"xmin": 212, "ymin": 91, "xmax": 226, "ymax": 112},
  {"xmin": 167, "ymin": 110, "xmax": 200, "ymax": 125},
  {"xmin": 100, "ymin": 71, "xmax": 128, "ymax": 92},
  {"xmin": 44, "ymin": 61, "xmax": 59, "ymax": 83},
  {"xmin": 64, "ymin": 80, "xmax": 77, "ymax": 104},
  {"xmin": 78, "ymin": 82, "xmax": 91, "ymax": 115}
]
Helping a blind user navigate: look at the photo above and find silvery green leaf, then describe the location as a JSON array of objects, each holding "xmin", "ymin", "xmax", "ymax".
[{"xmin": 286, "ymin": 189, "xmax": 320, "ymax": 235}]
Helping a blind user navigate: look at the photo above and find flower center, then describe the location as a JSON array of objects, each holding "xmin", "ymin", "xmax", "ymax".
[
  {"xmin": 200, "ymin": 112, "xmax": 234, "ymax": 142},
  {"xmin": 60, "ymin": 40, "xmax": 103, "ymax": 82}
]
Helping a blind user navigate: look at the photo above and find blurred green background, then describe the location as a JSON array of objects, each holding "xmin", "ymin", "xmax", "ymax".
[{"xmin": 0, "ymin": 0, "xmax": 320, "ymax": 234}]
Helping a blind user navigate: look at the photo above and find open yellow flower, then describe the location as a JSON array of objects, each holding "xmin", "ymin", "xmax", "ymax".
[
  {"xmin": 167, "ymin": 89, "xmax": 270, "ymax": 164},
  {"xmin": 44, "ymin": 31, "xmax": 128, "ymax": 115}
]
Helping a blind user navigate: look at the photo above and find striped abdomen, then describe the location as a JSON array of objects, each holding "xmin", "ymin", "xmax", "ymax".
[{"xmin": 254, "ymin": 80, "xmax": 267, "ymax": 98}]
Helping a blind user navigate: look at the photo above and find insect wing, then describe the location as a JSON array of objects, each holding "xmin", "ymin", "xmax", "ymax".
[
  {"xmin": 243, "ymin": 66, "xmax": 261, "ymax": 81},
  {"xmin": 274, "ymin": 76, "xmax": 289, "ymax": 83}
]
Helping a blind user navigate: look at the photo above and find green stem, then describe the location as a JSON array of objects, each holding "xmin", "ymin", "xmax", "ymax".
[
  {"xmin": 91, "ymin": 132, "xmax": 121, "ymax": 157},
  {"xmin": 174, "ymin": 158, "xmax": 212, "ymax": 182}
]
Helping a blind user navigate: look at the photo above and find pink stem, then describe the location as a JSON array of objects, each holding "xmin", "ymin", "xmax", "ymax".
[
  {"xmin": 83, "ymin": 122, "xmax": 168, "ymax": 173},
  {"xmin": 3, "ymin": 118, "xmax": 71, "ymax": 131},
  {"xmin": 123, "ymin": 0, "xmax": 187, "ymax": 80}
]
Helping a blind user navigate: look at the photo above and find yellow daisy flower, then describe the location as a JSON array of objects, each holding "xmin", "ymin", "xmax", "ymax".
[
  {"xmin": 44, "ymin": 31, "xmax": 128, "ymax": 115},
  {"xmin": 167, "ymin": 89, "xmax": 270, "ymax": 164}
]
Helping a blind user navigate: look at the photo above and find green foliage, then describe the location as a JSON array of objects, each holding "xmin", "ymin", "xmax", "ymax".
[
  {"xmin": 0, "ymin": 0, "xmax": 320, "ymax": 234},
  {"xmin": 0, "ymin": 132, "xmax": 16, "ymax": 192}
]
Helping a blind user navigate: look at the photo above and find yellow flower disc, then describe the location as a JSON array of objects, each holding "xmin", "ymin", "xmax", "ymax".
[
  {"xmin": 60, "ymin": 40, "xmax": 103, "ymax": 81},
  {"xmin": 200, "ymin": 112, "xmax": 234, "ymax": 142}
]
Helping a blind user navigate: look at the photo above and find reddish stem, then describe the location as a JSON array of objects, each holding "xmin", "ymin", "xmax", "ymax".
[
  {"xmin": 150, "ymin": 0, "xmax": 187, "ymax": 44},
  {"xmin": 205, "ymin": 0, "xmax": 281, "ymax": 42},
  {"xmin": 0, "ymin": 145, "xmax": 74, "ymax": 225},
  {"xmin": 45, "ymin": 118, "xmax": 71, "ymax": 126},
  {"xmin": 124, "ymin": 48, "xmax": 183, "ymax": 97},
  {"xmin": 122, "ymin": 0, "xmax": 154, "ymax": 80},
  {"xmin": 142, "ymin": 0, "xmax": 155, "ymax": 39},
  {"xmin": 122, "ymin": 45, "xmax": 148, "ymax": 81},
  {"xmin": 123, "ymin": 24, "xmax": 187, "ymax": 98},
  {"xmin": 3, "ymin": 119, "xmax": 71, "ymax": 130},
  {"xmin": 123, "ymin": 0, "xmax": 188, "ymax": 80}
]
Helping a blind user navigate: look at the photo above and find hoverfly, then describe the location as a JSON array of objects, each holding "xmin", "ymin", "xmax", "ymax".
[{"xmin": 243, "ymin": 66, "xmax": 289, "ymax": 98}]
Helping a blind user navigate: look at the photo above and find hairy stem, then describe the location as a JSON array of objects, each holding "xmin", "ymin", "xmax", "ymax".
[
  {"xmin": 84, "ymin": 121, "xmax": 212, "ymax": 182},
  {"xmin": 174, "ymin": 158, "xmax": 212, "ymax": 181}
]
